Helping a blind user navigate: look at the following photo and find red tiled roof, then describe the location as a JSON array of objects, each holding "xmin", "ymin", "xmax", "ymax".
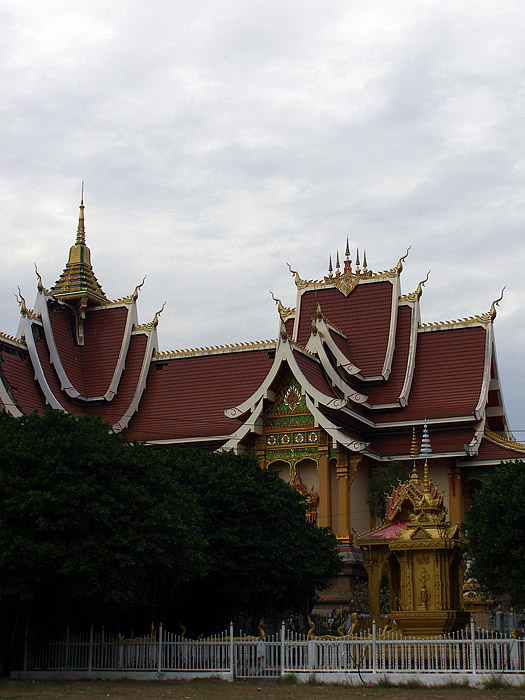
[
  {"xmin": 0, "ymin": 340, "xmax": 46, "ymax": 414},
  {"xmin": 296, "ymin": 282, "xmax": 394, "ymax": 376},
  {"xmin": 126, "ymin": 348, "xmax": 275, "ymax": 442},
  {"xmin": 83, "ymin": 333, "xmax": 149, "ymax": 425},
  {"xmin": 471, "ymin": 436, "xmax": 525, "ymax": 461},
  {"xmin": 46, "ymin": 302, "xmax": 130, "ymax": 398},
  {"xmin": 293, "ymin": 348, "xmax": 338, "ymax": 399},
  {"xmin": 47, "ymin": 301, "xmax": 86, "ymax": 395},
  {"xmin": 366, "ymin": 305, "xmax": 413, "ymax": 404},
  {"xmin": 373, "ymin": 326, "xmax": 487, "ymax": 422},
  {"xmin": 31, "ymin": 325, "xmax": 84, "ymax": 416},
  {"xmin": 368, "ymin": 426, "xmax": 476, "ymax": 457}
]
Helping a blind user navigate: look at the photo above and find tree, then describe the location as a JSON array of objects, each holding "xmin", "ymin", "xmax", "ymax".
[
  {"xmin": 161, "ymin": 448, "xmax": 343, "ymax": 630},
  {"xmin": 0, "ymin": 410, "xmax": 204, "ymax": 607},
  {"xmin": 463, "ymin": 460, "xmax": 525, "ymax": 605}
]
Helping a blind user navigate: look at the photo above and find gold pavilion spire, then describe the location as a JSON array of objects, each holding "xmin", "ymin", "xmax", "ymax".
[{"xmin": 50, "ymin": 186, "xmax": 107, "ymax": 306}]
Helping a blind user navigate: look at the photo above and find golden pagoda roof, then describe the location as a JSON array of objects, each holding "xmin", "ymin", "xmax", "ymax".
[{"xmin": 50, "ymin": 190, "xmax": 107, "ymax": 305}]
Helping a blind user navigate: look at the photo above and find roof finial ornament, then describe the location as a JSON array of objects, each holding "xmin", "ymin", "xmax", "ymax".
[
  {"xmin": 363, "ymin": 250, "xmax": 368, "ymax": 273},
  {"xmin": 34, "ymin": 263, "xmax": 44, "ymax": 293},
  {"xmin": 15, "ymin": 287, "xmax": 28, "ymax": 316},
  {"xmin": 152, "ymin": 301, "xmax": 166, "ymax": 328},
  {"xmin": 416, "ymin": 270, "xmax": 431, "ymax": 299},
  {"xmin": 410, "ymin": 427, "xmax": 419, "ymax": 483},
  {"xmin": 132, "ymin": 276, "xmax": 147, "ymax": 301},
  {"xmin": 270, "ymin": 290, "xmax": 293, "ymax": 320},
  {"xmin": 344, "ymin": 237, "xmax": 352, "ymax": 272},
  {"xmin": 335, "ymin": 251, "xmax": 340, "ymax": 275},
  {"xmin": 328, "ymin": 255, "xmax": 333, "ymax": 277},
  {"xmin": 395, "ymin": 246, "xmax": 411, "ymax": 274},
  {"xmin": 76, "ymin": 181, "xmax": 86, "ymax": 246},
  {"xmin": 345, "ymin": 237, "xmax": 350, "ymax": 259},
  {"xmin": 489, "ymin": 287, "xmax": 506, "ymax": 320},
  {"xmin": 355, "ymin": 248, "xmax": 361, "ymax": 274},
  {"xmin": 286, "ymin": 262, "xmax": 306, "ymax": 288}
]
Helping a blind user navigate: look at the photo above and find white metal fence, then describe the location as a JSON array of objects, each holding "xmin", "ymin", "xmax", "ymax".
[{"xmin": 17, "ymin": 621, "xmax": 525, "ymax": 684}]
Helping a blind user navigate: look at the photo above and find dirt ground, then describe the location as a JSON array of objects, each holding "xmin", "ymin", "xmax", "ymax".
[{"xmin": 0, "ymin": 678, "xmax": 524, "ymax": 700}]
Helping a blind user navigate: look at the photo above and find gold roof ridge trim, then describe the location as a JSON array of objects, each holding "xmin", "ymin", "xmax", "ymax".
[
  {"xmin": 287, "ymin": 247, "xmax": 411, "ymax": 296},
  {"xmin": 154, "ymin": 339, "xmax": 277, "ymax": 357},
  {"xmin": 484, "ymin": 427, "xmax": 525, "ymax": 451},
  {"xmin": 421, "ymin": 289, "xmax": 505, "ymax": 329},
  {"xmin": 0, "ymin": 331, "xmax": 25, "ymax": 345}
]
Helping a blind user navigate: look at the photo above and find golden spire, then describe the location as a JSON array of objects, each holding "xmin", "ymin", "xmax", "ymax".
[
  {"xmin": 328, "ymin": 255, "xmax": 333, "ymax": 277},
  {"xmin": 76, "ymin": 181, "xmax": 86, "ymax": 245},
  {"xmin": 363, "ymin": 250, "xmax": 368, "ymax": 272},
  {"xmin": 355, "ymin": 248, "xmax": 361, "ymax": 273},
  {"xmin": 335, "ymin": 251, "xmax": 340, "ymax": 274},
  {"xmin": 50, "ymin": 187, "xmax": 107, "ymax": 306},
  {"xmin": 345, "ymin": 237, "xmax": 350, "ymax": 259}
]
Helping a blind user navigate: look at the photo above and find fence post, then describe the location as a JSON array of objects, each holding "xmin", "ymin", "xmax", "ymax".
[
  {"xmin": 23, "ymin": 620, "xmax": 29, "ymax": 672},
  {"xmin": 280, "ymin": 621, "xmax": 286, "ymax": 677},
  {"xmin": 372, "ymin": 620, "xmax": 377, "ymax": 674},
  {"xmin": 88, "ymin": 624, "xmax": 94, "ymax": 672},
  {"xmin": 158, "ymin": 623, "xmax": 163, "ymax": 674},
  {"xmin": 229, "ymin": 622, "xmax": 234, "ymax": 679},
  {"xmin": 65, "ymin": 625, "xmax": 70, "ymax": 669},
  {"xmin": 470, "ymin": 618, "xmax": 476, "ymax": 675}
]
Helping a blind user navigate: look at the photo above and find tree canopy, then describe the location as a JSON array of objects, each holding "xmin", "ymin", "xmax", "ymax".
[
  {"xmin": 463, "ymin": 460, "xmax": 525, "ymax": 605},
  {"xmin": 366, "ymin": 460, "xmax": 410, "ymax": 523},
  {"xmin": 0, "ymin": 410, "xmax": 342, "ymax": 633},
  {"xmin": 0, "ymin": 409, "xmax": 203, "ymax": 606}
]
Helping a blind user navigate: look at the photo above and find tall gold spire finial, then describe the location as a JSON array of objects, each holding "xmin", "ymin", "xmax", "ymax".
[
  {"xmin": 76, "ymin": 181, "xmax": 86, "ymax": 246},
  {"xmin": 328, "ymin": 255, "xmax": 333, "ymax": 277},
  {"xmin": 410, "ymin": 426, "xmax": 419, "ymax": 483},
  {"xmin": 345, "ymin": 237, "xmax": 350, "ymax": 259}
]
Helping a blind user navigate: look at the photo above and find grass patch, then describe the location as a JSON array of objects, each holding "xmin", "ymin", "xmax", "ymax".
[
  {"xmin": 482, "ymin": 675, "xmax": 511, "ymax": 689},
  {"xmin": 276, "ymin": 673, "xmax": 297, "ymax": 684}
]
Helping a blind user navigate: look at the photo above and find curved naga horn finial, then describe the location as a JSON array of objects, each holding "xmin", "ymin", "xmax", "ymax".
[
  {"xmin": 415, "ymin": 269, "xmax": 431, "ymax": 298},
  {"xmin": 15, "ymin": 287, "xmax": 28, "ymax": 316},
  {"xmin": 152, "ymin": 301, "xmax": 166, "ymax": 327},
  {"xmin": 34, "ymin": 263, "xmax": 44, "ymax": 293},
  {"xmin": 132, "ymin": 275, "xmax": 147, "ymax": 301},
  {"xmin": 490, "ymin": 286, "xmax": 506, "ymax": 320},
  {"xmin": 286, "ymin": 262, "xmax": 306, "ymax": 288},
  {"xmin": 395, "ymin": 246, "xmax": 411, "ymax": 273}
]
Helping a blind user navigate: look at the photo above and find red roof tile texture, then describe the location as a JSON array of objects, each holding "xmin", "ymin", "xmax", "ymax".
[
  {"xmin": 0, "ymin": 340, "xmax": 46, "ymax": 415},
  {"xmin": 366, "ymin": 304, "xmax": 413, "ymax": 404},
  {"xmin": 373, "ymin": 326, "xmax": 487, "ymax": 422},
  {"xmin": 293, "ymin": 348, "xmax": 338, "ymax": 399},
  {"xmin": 368, "ymin": 426, "xmax": 476, "ymax": 456},
  {"xmin": 126, "ymin": 348, "xmax": 275, "ymax": 442},
  {"xmin": 46, "ymin": 302, "xmax": 129, "ymax": 398},
  {"xmin": 473, "ymin": 437, "xmax": 525, "ymax": 461},
  {"xmin": 296, "ymin": 282, "xmax": 394, "ymax": 376}
]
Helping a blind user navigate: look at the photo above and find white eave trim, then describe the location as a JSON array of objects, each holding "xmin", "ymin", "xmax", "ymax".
[
  {"xmin": 221, "ymin": 398, "xmax": 265, "ymax": 452},
  {"xmin": 381, "ymin": 276, "xmax": 399, "ymax": 381},
  {"xmin": 0, "ymin": 375, "xmax": 23, "ymax": 416},
  {"xmin": 398, "ymin": 301, "xmax": 419, "ymax": 407},
  {"xmin": 305, "ymin": 396, "xmax": 369, "ymax": 452},
  {"xmin": 111, "ymin": 327, "xmax": 158, "ymax": 433},
  {"xmin": 305, "ymin": 332, "xmax": 369, "ymax": 406},
  {"xmin": 20, "ymin": 315, "xmax": 67, "ymax": 412},
  {"xmin": 473, "ymin": 325, "xmax": 492, "ymax": 421},
  {"xmin": 224, "ymin": 336, "xmax": 347, "ymax": 419}
]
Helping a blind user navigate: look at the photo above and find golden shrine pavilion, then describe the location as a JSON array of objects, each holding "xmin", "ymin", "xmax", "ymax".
[{"xmin": 2, "ymin": 197, "xmax": 525, "ymax": 568}]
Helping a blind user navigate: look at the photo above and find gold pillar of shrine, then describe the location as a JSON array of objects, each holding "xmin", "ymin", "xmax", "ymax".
[{"xmin": 447, "ymin": 465, "xmax": 463, "ymax": 524}]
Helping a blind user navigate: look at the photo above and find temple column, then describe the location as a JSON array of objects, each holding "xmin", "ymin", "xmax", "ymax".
[
  {"xmin": 448, "ymin": 464, "xmax": 463, "ymax": 524},
  {"xmin": 317, "ymin": 435, "xmax": 332, "ymax": 529},
  {"xmin": 335, "ymin": 452, "xmax": 361, "ymax": 540}
]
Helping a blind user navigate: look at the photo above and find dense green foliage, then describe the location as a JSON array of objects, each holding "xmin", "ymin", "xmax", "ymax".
[
  {"xmin": 366, "ymin": 460, "xmax": 410, "ymax": 523},
  {"xmin": 0, "ymin": 410, "xmax": 203, "ymax": 605},
  {"xmin": 165, "ymin": 449, "xmax": 342, "ymax": 626},
  {"xmin": 463, "ymin": 460, "xmax": 525, "ymax": 605},
  {"xmin": 0, "ymin": 410, "xmax": 341, "ymax": 632}
]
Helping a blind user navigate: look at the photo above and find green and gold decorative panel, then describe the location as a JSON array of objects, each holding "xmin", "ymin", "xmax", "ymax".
[{"xmin": 261, "ymin": 372, "xmax": 320, "ymax": 469}]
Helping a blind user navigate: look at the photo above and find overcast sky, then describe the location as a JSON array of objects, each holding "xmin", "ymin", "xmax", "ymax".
[{"xmin": 2, "ymin": 1, "xmax": 525, "ymax": 433}]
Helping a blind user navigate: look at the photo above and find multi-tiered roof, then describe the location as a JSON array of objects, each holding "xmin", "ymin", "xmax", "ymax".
[{"xmin": 1, "ymin": 198, "xmax": 524, "ymax": 468}]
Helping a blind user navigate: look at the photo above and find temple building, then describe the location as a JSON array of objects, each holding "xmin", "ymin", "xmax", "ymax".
[{"xmin": 2, "ymin": 196, "xmax": 525, "ymax": 555}]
